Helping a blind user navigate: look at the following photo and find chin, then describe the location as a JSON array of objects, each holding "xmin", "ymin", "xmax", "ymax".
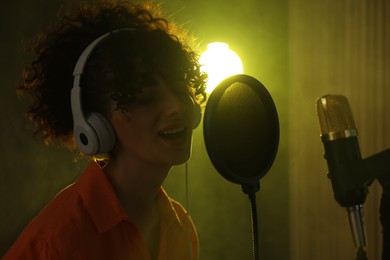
[{"xmin": 171, "ymin": 149, "xmax": 192, "ymax": 166}]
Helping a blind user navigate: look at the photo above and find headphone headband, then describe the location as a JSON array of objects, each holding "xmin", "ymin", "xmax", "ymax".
[
  {"xmin": 73, "ymin": 28, "xmax": 136, "ymax": 78},
  {"xmin": 71, "ymin": 28, "xmax": 135, "ymax": 155}
]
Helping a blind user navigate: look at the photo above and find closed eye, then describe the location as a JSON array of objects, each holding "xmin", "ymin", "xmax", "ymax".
[
  {"xmin": 136, "ymin": 95, "xmax": 155, "ymax": 105},
  {"xmin": 134, "ymin": 86, "xmax": 157, "ymax": 105}
]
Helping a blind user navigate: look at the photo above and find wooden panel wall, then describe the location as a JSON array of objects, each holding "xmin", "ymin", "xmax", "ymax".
[{"xmin": 288, "ymin": 0, "xmax": 390, "ymax": 259}]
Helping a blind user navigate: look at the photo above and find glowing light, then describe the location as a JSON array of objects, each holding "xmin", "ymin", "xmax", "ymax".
[{"xmin": 199, "ymin": 42, "xmax": 244, "ymax": 93}]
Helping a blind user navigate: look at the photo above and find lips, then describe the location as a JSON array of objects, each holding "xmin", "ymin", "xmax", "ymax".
[{"xmin": 158, "ymin": 127, "xmax": 187, "ymax": 139}]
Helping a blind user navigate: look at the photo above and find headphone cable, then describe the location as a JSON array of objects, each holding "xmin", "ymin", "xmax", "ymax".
[{"xmin": 185, "ymin": 162, "xmax": 193, "ymax": 259}]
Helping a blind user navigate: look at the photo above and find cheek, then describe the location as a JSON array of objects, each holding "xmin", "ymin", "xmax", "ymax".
[
  {"xmin": 110, "ymin": 113, "xmax": 140, "ymax": 148},
  {"xmin": 116, "ymin": 113, "xmax": 158, "ymax": 147}
]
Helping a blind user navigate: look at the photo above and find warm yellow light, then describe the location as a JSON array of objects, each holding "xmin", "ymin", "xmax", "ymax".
[{"xmin": 199, "ymin": 42, "xmax": 243, "ymax": 93}]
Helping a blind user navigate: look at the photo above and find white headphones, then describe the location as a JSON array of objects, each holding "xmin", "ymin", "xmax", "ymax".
[
  {"xmin": 71, "ymin": 29, "xmax": 136, "ymax": 155},
  {"xmin": 71, "ymin": 28, "xmax": 202, "ymax": 155}
]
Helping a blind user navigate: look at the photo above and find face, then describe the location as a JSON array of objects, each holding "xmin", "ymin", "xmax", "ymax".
[{"xmin": 110, "ymin": 79, "xmax": 196, "ymax": 168}]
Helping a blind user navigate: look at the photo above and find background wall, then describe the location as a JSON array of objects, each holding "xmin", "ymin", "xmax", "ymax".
[
  {"xmin": 0, "ymin": 0, "xmax": 388, "ymax": 259},
  {"xmin": 288, "ymin": 1, "xmax": 389, "ymax": 259}
]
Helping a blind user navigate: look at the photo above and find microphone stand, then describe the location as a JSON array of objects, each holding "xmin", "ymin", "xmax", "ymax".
[
  {"xmin": 334, "ymin": 148, "xmax": 390, "ymax": 260},
  {"xmin": 242, "ymin": 182, "xmax": 261, "ymax": 260}
]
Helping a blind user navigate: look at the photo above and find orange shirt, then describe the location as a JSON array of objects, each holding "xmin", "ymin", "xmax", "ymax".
[{"xmin": 3, "ymin": 161, "xmax": 199, "ymax": 260}]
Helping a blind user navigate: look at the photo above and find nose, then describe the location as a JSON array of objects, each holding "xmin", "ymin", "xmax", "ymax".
[{"xmin": 163, "ymin": 87, "xmax": 194, "ymax": 121}]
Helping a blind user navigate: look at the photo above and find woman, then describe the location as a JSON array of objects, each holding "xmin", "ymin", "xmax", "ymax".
[{"xmin": 3, "ymin": 0, "xmax": 207, "ymax": 259}]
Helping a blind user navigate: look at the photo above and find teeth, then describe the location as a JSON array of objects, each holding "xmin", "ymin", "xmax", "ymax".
[{"xmin": 160, "ymin": 128, "xmax": 185, "ymax": 135}]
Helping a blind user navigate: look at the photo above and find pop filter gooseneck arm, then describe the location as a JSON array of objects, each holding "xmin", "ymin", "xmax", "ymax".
[{"xmin": 203, "ymin": 74, "xmax": 280, "ymax": 260}]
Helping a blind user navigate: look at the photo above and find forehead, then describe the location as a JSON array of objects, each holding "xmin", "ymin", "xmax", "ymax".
[{"xmin": 138, "ymin": 75, "xmax": 188, "ymax": 94}]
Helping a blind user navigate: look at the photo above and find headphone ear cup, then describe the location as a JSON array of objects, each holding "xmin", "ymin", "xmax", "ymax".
[
  {"xmin": 74, "ymin": 112, "xmax": 115, "ymax": 155},
  {"xmin": 193, "ymin": 104, "xmax": 202, "ymax": 129},
  {"xmin": 74, "ymin": 118, "xmax": 100, "ymax": 155},
  {"xmin": 86, "ymin": 112, "xmax": 116, "ymax": 154}
]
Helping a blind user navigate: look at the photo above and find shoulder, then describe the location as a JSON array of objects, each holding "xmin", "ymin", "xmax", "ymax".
[
  {"xmin": 30, "ymin": 183, "xmax": 84, "ymax": 231},
  {"xmin": 3, "ymin": 183, "xmax": 92, "ymax": 259}
]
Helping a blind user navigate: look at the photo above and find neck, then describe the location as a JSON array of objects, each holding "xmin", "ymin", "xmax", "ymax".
[
  {"xmin": 103, "ymin": 156, "xmax": 171, "ymax": 226},
  {"xmin": 103, "ymin": 156, "xmax": 168, "ymax": 259}
]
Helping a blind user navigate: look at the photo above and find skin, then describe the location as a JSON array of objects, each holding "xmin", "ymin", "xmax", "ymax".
[{"xmin": 103, "ymin": 79, "xmax": 196, "ymax": 258}]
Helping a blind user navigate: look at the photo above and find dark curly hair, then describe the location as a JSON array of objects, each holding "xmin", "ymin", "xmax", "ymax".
[{"xmin": 18, "ymin": 0, "xmax": 207, "ymax": 150}]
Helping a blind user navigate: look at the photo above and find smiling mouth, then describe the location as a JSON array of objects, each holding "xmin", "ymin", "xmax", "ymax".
[{"xmin": 159, "ymin": 127, "xmax": 187, "ymax": 139}]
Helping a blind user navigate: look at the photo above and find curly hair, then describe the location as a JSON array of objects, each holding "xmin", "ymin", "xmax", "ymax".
[{"xmin": 18, "ymin": 0, "xmax": 207, "ymax": 150}]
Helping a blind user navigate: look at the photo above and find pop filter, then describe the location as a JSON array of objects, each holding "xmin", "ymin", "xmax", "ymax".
[
  {"xmin": 203, "ymin": 74, "xmax": 279, "ymax": 187},
  {"xmin": 203, "ymin": 74, "xmax": 279, "ymax": 260}
]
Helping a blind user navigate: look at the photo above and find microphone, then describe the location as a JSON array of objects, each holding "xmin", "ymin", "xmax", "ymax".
[{"xmin": 316, "ymin": 94, "xmax": 368, "ymax": 250}]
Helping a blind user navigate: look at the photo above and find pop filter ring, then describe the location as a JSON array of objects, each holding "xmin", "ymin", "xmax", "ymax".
[{"xmin": 203, "ymin": 74, "xmax": 280, "ymax": 186}]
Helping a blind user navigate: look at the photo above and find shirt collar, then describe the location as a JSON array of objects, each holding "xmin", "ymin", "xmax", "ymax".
[
  {"xmin": 158, "ymin": 188, "xmax": 185, "ymax": 229},
  {"xmin": 77, "ymin": 161, "xmax": 184, "ymax": 233},
  {"xmin": 77, "ymin": 161, "xmax": 128, "ymax": 233}
]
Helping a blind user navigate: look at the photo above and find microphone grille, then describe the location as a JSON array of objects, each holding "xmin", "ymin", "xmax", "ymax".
[{"xmin": 316, "ymin": 94, "xmax": 356, "ymax": 136}]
